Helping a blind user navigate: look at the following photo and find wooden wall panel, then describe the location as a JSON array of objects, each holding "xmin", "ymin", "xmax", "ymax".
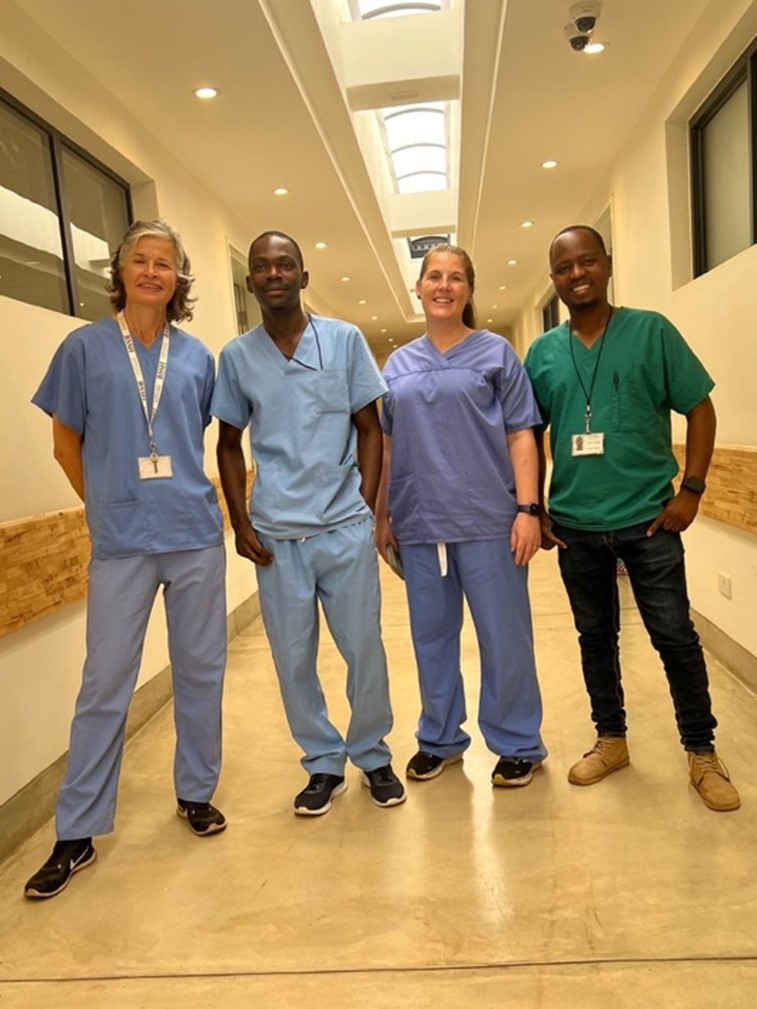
[
  {"xmin": 0, "ymin": 473, "xmax": 252, "ymax": 640},
  {"xmin": 673, "ymin": 444, "xmax": 757, "ymax": 535}
]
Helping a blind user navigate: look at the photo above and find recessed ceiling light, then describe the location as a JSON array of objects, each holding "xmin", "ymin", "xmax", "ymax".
[
  {"xmin": 486, "ymin": 318, "xmax": 494, "ymax": 324},
  {"xmin": 273, "ymin": 187, "xmax": 289, "ymax": 196},
  {"xmin": 193, "ymin": 87, "xmax": 218, "ymax": 100},
  {"xmin": 507, "ymin": 259, "xmax": 518, "ymax": 266},
  {"xmin": 358, "ymin": 299, "xmax": 367, "ymax": 305},
  {"xmin": 584, "ymin": 41, "xmax": 607, "ymax": 54},
  {"xmin": 341, "ymin": 276, "xmax": 351, "ymax": 282},
  {"xmin": 314, "ymin": 241, "xmax": 327, "ymax": 249},
  {"xmin": 492, "ymin": 304, "xmax": 498, "ymax": 309},
  {"xmin": 381, "ymin": 328, "xmax": 387, "ymax": 333},
  {"xmin": 520, "ymin": 220, "xmax": 534, "ymax": 229},
  {"xmin": 498, "ymin": 285, "xmax": 507, "ymax": 291},
  {"xmin": 541, "ymin": 160, "xmax": 559, "ymax": 169},
  {"xmin": 371, "ymin": 315, "xmax": 379, "ymax": 321}
]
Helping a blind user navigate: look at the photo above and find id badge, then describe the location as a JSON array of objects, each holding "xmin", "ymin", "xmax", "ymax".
[
  {"xmin": 138, "ymin": 455, "xmax": 174, "ymax": 479},
  {"xmin": 571, "ymin": 432, "xmax": 605, "ymax": 457}
]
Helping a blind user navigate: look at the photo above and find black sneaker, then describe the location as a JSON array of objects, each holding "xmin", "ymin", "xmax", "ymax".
[
  {"xmin": 177, "ymin": 799, "xmax": 227, "ymax": 835},
  {"xmin": 491, "ymin": 757, "xmax": 541, "ymax": 787},
  {"xmin": 24, "ymin": 838, "xmax": 96, "ymax": 900},
  {"xmin": 293, "ymin": 774, "xmax": 346, "ymax": 816},
  {"xmin": 406, "ymin": 750, "xmax": 463, "ymax": 781},
  {"xmin": 361, "ymin": 764, "xmax": 407, "ymax": 807}
]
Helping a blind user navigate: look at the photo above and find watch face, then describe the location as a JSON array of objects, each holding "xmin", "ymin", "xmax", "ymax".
[
  {"xmin": 682, "ymin": 477, "xmax": 706, "ymax": 494},
  {"xmin": 518, "ymin": 503, "xmax": 541, "ymax": 516}
]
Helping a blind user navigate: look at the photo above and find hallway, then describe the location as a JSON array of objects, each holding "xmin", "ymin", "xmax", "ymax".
[{"xmin": 1, "ymin": 549, "xmax": 755, "ymax": 1007}]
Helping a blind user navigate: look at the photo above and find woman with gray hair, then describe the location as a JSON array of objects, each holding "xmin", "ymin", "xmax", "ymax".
[{"xmin": 25, "ymin": 220, "xmax": 228, "ymax": 899}]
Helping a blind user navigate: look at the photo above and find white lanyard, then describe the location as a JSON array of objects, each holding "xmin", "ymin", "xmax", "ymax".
[{"xmin": 117, "ymin": 311, "xmax": 169, "ymax": 459}]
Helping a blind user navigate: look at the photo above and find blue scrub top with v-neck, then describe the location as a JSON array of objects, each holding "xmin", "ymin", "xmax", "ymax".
[
  {"xmin": 381, "ymin": 328, "xmax": 542, "ymax": 545},
  {"xmin": 33, "ymin": 317, "xmax": 224, "ymax": 560},
  {"xmin": 211, "ymin": 315, "xmax": 386, "ymax": 539}
]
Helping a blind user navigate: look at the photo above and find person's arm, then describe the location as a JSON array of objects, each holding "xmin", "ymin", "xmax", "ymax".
[
  {"xmin": 533, "ymin": 428, "xmax": 567, "ymax": 550},
  {"xmin": 216, "ymin": 420, "xmax": 273, "ymax": 566},
  {"xmin": 52, "ymin": 417, "xmax": 85, "ymax": 501},
  {"xmin": 647, "ymin": 394, "xmax": 716, "ymax": 536},
  {"xmin": 506, "ymin": 427, "xmax": 542, "ymax": 565},
  {"xmin": 374, "ymin": 434, "xmax": 399, "ymax": 563},
  {"xmin": 352, "ymin": 400, "xmax": 382, "ymax": 512}
]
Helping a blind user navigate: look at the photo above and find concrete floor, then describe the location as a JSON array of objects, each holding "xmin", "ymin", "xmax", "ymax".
[{"xmin": 1, "ymin": 549, "xmax": 755, "ymax": 1008}]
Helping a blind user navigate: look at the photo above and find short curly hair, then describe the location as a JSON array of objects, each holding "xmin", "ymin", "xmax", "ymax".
[{"xmin": 107, "ymin": 219, "xmax": 196, "ymax": 323}]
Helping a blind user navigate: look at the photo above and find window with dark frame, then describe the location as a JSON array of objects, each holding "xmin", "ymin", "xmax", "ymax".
[
  {"xmin": 542, "ymin": 292, "xmax": 560, "ymax": 333},
  {"xmin": 690, "ymin": 40, "xmax": 757, "ymax": 277},
  {"xmin": 0, "ymin": 89, "xmax": 132, "ymax": 320}
]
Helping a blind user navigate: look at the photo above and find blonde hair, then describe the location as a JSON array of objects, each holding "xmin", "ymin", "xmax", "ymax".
[{"xmin": 107, "ymin": 219, "xmax": 196, "ymax": 323}]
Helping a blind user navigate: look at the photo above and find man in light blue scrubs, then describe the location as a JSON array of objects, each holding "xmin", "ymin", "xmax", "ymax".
[
  {"xmin": 24, "ymin": 220, "xmax": 227, "ymax": 901},
  {"xmin": 213, "ymin": 231, "xmax": 404, "ymax": 816}
]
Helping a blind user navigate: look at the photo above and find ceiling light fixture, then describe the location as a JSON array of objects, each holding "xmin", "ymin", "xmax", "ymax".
[
  {"xmin": 193, "ymin": 87, "xmax": 218, "ymax": 100},
  {"xmin": 273, "ymin": 187, "xmax": 289, "ymax": 196},
  {"xmin": 358, "ymin": 299, "xmax": 367, "ymax": 305},
  {"xmin": 371, "ymin": 315, "xmax": 379, "ymax": 321},
  {"xmin": 341, "ymin": 276, "xmax": 351, "ymax": 282},
  {"xmin": 381, "ymin": 328, "xmax": 387, "ymax": 333},
  {"xmin": 507, "ymin": 259, "xmax": 518, "ymax": 266},
  {"xmin": 584, "ymin": 41, "xmax": 607, "ymax": 54},
  {"xmin": 498, "ymin": 285, "xmax": 507, "ymax": 291},
  {"xmin": 314, "ymin": 241, "xmax": 327, "ymax": 249},
  {"xmin": 520, "ymin": 220, "xmax": 534, "ymax": 229},
  {"xmin": 541, "ymin": 160, "xmax": 559, "ymax": 169}
]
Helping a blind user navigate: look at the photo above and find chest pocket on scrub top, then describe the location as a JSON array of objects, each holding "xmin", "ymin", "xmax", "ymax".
[{"xmin": 313, "ymin": 369, "xmax": 350, "ymax": 415}]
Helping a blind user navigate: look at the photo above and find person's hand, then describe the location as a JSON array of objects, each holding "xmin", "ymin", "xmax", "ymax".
[
  {"xmin": 539, "ymin": 513, "xmax": 567, "ymax": 551},
  {"xmin": 234, "ymin": 522, "xmax": 274, "ymax": 566},
  {"xmin": 375, "ymin": 514, "xmax": 399, "ymax": 564},
  {"xmin": 646, "ymin": 490, "xmax": 700, "ymax": 536},
  {"xmin": 511, "ymin": 514, "xmax": 541, "ymax": 566}
]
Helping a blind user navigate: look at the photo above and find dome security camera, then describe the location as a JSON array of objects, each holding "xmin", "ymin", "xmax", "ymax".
[
  {"xmin": 564, "ymin": 23, "xmax": 590, "ymax": 51},
  {"xmin": 569, "ymin": 1, "xmax": 600, "ymax": 34}
]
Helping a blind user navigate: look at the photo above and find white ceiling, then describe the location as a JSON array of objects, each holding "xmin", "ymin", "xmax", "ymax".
[{"xmin": 10, "ymin": 0, "xmax": 713, "ymax": 351}]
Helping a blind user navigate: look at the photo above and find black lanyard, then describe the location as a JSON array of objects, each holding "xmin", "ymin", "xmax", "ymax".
[{"xmin": 568, "ymin": 308, "xmax": 614, "ymax": 433}]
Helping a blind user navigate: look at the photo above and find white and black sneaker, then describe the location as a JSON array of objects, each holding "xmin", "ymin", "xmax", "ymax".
[
  {"xmin": 361, "ymin": 764, "xmax": 407, "ymax": 807},
  {"xmin": 293, "ymin": 773, "xmax": 347, "ymax": 816},
  {"xmin": 24, "ymin": 838, "xmax": 96, "ymax": 900}
]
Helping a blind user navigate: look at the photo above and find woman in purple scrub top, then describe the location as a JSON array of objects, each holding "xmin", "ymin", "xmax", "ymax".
[{"xmin": 376, "ymin": 244, "xmax": 547, "ymax": 790}]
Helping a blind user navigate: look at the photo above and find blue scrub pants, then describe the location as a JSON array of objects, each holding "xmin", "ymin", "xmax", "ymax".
[
  {"xmin": 401, "ymin": 539, "xmax": 546, "ymax": 761},
  {"xmin": 256, "ymin": 520, "xmax": 393, "ymax": 776},
  {"xmin": 56, "ymin": 545, "xmax": 226, "ymax": 840}
]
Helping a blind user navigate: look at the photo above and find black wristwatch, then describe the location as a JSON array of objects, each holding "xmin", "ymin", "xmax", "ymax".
[
  {"xmin": 517, "ymin": 503, "xmax": 542, "ymax": 516},
  {"xmin": 681, "ymin": 476, "xmax": 706, "ymax": 495}
]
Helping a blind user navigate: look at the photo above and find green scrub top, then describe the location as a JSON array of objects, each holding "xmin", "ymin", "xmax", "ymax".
[{"xmin": 524, "ymin": 307, "xmax": 714, "ymax": 531}]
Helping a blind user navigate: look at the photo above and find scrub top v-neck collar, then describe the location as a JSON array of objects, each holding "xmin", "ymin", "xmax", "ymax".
[
  {"xmin": 259, "ymin": 318, "xmax": 321, "ymax": 372},
  {"xmin": 422, "ymin": 329, "xmax": 483, "ymax": 362}
]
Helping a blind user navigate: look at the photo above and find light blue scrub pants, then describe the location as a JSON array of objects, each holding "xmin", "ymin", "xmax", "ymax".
[
  {"xmin": 257, "ymin": 520, "xmax": 393, "ymax": 776},
  {"xmin": 401, "ymin": 539, "xmax": 546, "ymax": 762},
  {"xmin": 56, "ymin": 545, "xmax": 226, "ymax": 840}
]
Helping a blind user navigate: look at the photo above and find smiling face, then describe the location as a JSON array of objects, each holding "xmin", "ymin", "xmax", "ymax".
[
  {"xmin": 247, "ymin": 233, "xmax": 308, "ymax": 314},
  {"xmin": 416, "ymin": 250, "xmax": 473, "ymax": 325},
  {"xmin": 549, "ymin": 228, "xmax": 612, "ymax": 314},
  {"xmin": 120, "ymin": 236, "xmax": 179, "ymax": 312}
]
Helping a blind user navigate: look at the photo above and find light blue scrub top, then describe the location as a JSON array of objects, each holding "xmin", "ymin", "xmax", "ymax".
[
  {"xmin": 211, "ymin": 315, "xmax": 386, "ymax": 539},
  {"xmin": 381, "ymin": 329, "xmax": 542, "ymax": 545},
  {"xmin": 33, "ymin": 317, "xmax": 224, "ymax": 560}
]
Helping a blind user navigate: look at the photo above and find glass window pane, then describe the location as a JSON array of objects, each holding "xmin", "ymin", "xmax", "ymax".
[
  {"xmin": 357, "ymin": 1, "xmax": 440, "ymax": 18},
  {"xmin": 384, "ymin": 106, "xmax": 445, "ymax": 148},
  {"xmin": 703, "ymin": 80, "xmax": 751, "ymax": 270},
  {"xmin": 397, "ymin": 171, "xmax": 447, "ymax": 193},
  {"xmin": 61, "ymin": 147, "xmax": 130, "ymax": 322},
  {"xmin": 392, "ymin": 145, "xmax": 446, "ymax": 177},
  {"xmin": 0, "ymin": 101, "xmax": 68, "ymax": 313}
]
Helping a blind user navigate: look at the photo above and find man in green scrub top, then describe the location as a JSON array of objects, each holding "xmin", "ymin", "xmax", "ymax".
[{"xmin": 524, "ymin": 225, "xmax": 740, "ymax": 813}]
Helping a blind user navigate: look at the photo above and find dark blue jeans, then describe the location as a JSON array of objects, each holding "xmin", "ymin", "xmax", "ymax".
[{"xmin": 553, "ymin": 522, "xmax": 716, "ymax": 752}]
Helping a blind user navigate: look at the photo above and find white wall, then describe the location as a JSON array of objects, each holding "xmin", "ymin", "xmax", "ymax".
[
  {"xmin": 0, "ymin": 19, "xmax": 258, "ymax": 806},
  {"xmin": 514, "ymin": 1, "xmax": 757, "ymax": 660}
]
